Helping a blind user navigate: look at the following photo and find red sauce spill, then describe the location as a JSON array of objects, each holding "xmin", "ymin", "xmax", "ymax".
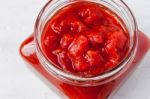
[{"xmin": 41, "ymin": 2, "xmax": 129, "ymax": 76}]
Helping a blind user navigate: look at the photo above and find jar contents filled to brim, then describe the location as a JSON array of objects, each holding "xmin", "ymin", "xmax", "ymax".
[{"xmin": 41, "ymin": 1, "xmax": 130, "ymax": 77}]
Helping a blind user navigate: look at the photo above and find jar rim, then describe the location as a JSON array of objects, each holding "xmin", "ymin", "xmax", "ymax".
[{"xmin": 34, "ymin": 0, "xmax": 138, "ymax": 86}]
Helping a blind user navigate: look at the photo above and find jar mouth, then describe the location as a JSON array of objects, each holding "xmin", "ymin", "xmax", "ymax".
[{"xmin": 34, "ymin": 0, "xmax": 138, "ymax": 86}]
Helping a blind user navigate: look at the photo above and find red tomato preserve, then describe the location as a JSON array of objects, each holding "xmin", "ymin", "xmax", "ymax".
[
  {"xmin": 20, "ymin": 1, "xmax": 150, "ymax": 99},
  {"xmin": 41, "ymin": 2, "xmax": 129, "ymax": 76}
]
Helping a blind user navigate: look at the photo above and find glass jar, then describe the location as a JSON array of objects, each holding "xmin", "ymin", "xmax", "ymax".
[{"xmin": 19, "ymin": 0, "xmax": 150, "ymax": 99}]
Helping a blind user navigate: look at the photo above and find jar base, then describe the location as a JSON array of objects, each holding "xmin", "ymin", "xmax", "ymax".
[{"xmin": 19, "ymin": 31, "xmax": 150, "ymax": 99}]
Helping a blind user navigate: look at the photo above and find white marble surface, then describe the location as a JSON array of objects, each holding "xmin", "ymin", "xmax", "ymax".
[{"xmin": 0, "ymin": 0, "xmax": 149, "ymax": 99}]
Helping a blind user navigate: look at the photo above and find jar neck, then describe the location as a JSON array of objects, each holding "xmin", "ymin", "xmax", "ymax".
[{"xmin": 34, "ymin": 0, "xmax": 138, "ymax": 86}]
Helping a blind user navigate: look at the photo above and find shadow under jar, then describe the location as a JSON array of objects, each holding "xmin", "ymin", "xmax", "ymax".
[{"xmin": 19, "ymin": 0, "xmax": 150, "ymax": 99}]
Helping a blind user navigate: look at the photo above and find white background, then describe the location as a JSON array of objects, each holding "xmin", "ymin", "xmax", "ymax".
[{"xmin": 0, "ymin": 0, "xmax": 150, "ymax": 99}]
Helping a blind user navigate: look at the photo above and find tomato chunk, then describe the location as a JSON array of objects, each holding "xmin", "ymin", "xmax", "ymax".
[
  {"xmin": 51, "ymin": 20, "xmax": 66, "ymax": 34},
  {"xmin": 43, "ymin": 33, "xmax": 59, "ymax": 50},
  {"xmin": 53, "ymin": 48, "xmax": 70, "ymax": 69},
  {"xmin": 60, "ymin": 34, "xmax": 73, "ymax": 48},
  {"xmin": 73, "ymin": 57, "xmax": 91, "ymax": 71},
  {"xmin": 109, "ymin": 31, "xmax": 128, "ymax": 49},
  {"xmin": 66, "ymin": 15, "xmax": 87, "ymax": 33},
  {"xmin": 104, "ymin": 39, "xmax": 119, "ymax": 60},
  {"xmin": 85, "ymin": 50, "xmax": 104, "ymax": 66},
  {"xmin": 87, "ymin": 30, "xmax": 104, "ymax": 45},
  {"xmin": 78, "ymin": 6, "xmax": 104, "ymax": 25},
  {"xmin": 68, "ymin": 35, "xmax": 89, "ymax": 58}
]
